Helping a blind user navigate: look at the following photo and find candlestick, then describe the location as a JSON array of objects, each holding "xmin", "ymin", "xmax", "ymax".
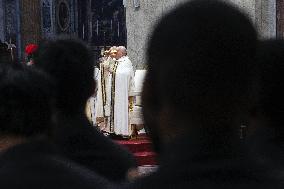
[
  {"xmin": 83, "ymin": 24, "xmax": 85, "ymax": 39},
  {"xmin": 96, "ymin": 20, "xmax": 99, "ymax": 36},
  {"xmin": 118, "ymin": 22, "xmax": 120, "ymax": 37}
]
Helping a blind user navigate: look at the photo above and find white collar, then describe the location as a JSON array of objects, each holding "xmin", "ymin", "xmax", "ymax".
[{"xmin": 118, "ymin": 56, "xmax": 128, "ymax": 61}]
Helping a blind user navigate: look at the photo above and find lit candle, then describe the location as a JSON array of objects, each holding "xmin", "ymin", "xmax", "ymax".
[
  {"xmin": 90, "ymin": 20, "xmax": 93, "ymax": 38},
  {"xmin": 83, "ymin": 24, "xmax": 85, "ymax": 39},
  {"xmin": 96, "ymin": 20, "xmax": 99, "ymax": 36},
  {"xmin": 118, "ymin": 21, "xmax": 120, "ymax": 37}
]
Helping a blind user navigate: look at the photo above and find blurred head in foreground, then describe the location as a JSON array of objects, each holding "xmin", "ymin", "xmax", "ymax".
[
  {"xmin": 142, "ymin": 0, "xmax": 257, "ymax": 153},
  {"xmin": 0, "ymin": 62, "xmax": 54, "ymax": 149},
  {"xmin": 35, "ymin": 38, "xmax": 95, "ymax": 115}
]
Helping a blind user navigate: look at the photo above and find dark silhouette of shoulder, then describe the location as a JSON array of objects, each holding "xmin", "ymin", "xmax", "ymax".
[
  {"xmin": 0, "ymin": 139, "xmax": 113, "ymax": 189},
  {"xmin": 54, "ymin": 113, "xmax": 137, "ymax": 182}
]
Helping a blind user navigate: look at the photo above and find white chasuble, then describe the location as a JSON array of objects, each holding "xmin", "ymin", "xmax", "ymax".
[{"xmin": 111, "ymin": 56, "xmax": 135, "ymax": 136}]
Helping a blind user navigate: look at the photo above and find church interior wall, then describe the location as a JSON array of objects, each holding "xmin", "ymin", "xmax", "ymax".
[
  {"xmin": 0, "ymin": 0, "xmax": 278, "ymax": 64},
  {"xmin": 0, "ymin": 0, "xmax": 78, "ymax": 61},
  {"xmin": 20, "ymin": 0, "xmax": 42, "ymax": 57},
  {"xmin": 126, "ymin": 0, "xmax": 277, "ymax": 69},
  {"xmin": 0, "ymin": 0, "xmax": 5, "ymax": 42},
  {"xmin": 2, "ymin": 0, "xmax": 21, "ymax": 59},
  {"xmin": 255, "ymin": 0, "xmax": 276, "ymax": 38}
]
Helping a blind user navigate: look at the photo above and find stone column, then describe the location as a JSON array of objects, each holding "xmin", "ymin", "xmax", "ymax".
[
  {"xmin": 276, "ymin": 0, "xmax": 284, "ymax": 38},
  {"xmin": 20, "ymin": 0, "xmax": 41, "ymax": 52},
  {"xmin": 73, "ymin": 0, "xmax": 79, "ymax": 36},
  {"xmin": 126, "ymin": 0, "xmax": 186, "ymax": 69},
  {"xmin": 228, "ymin": 0, "xmax": 276, "ymax": 38},
  {"xmin": 41, "ymin": 0, "xmax": 55, "ymax": 39},
  {"xmin": 0, "ymin": 0, "xmax": 5, "ymax": 42},
  {"xmin": 255, "ymin": 0, "xmax": 276, "ymax": 38},
  {"xmin": 86, "ymin": 0, "xmax": 92, "ymax": 43},
  {"xmin": 126, "ymin": 0, "xmax": 276, "ymax": 69}
]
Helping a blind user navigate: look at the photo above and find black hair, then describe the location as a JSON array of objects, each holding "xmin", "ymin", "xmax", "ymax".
[
  {"xmin": 143, "ymin": 0, "xmax": 257, "ymax": 152},
  {"xmin": 0, "ymin": 63, "xmax": 54, "ymax": 137},
  {"xmin": 35, "ymin": 38, "xmax": 95, "ymax": 114}
]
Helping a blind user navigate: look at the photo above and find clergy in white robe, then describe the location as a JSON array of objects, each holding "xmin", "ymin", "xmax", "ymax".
[
  {"xmin": 95, "ymin": 49, "xmax": 117, "ymax": 132},
  {"xmin": 111, "ymin": 47, "xmax": 135, "ymax": 136}
]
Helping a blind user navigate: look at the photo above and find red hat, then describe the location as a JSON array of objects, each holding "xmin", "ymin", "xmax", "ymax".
[{"xmin": 25, "ymin": 44, "xmax": 38, "ymax": 55}]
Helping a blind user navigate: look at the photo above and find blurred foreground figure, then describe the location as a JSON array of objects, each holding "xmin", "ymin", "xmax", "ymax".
[
  {"xmin": 0, "ymin": 63, "xmax": 111, "ymax": 189},
  {"xmin": 124, "ymin": 0, "xmax": 283, "ymax": 188},
  {"xmin": 35, "ymin": 39, "xmax": 137, "ymax": 182},
  {"xmin": 248, "ymin": 39, "xmax": 284, "ymax": 175}
]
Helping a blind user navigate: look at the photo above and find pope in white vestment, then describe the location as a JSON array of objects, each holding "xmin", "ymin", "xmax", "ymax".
[{"xmin": 111, "ymin": 54, "xmax": 135, "ymax": 136}]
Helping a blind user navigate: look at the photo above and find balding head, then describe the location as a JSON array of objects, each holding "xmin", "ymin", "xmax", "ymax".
[{"xmin": 116, "ymin": 46, "xmax": 127, "ymax": 59}]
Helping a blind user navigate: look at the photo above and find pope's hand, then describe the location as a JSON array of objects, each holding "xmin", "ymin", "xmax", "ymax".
[{"xmin": 103, "ymin": 63, "xmax": 110, "ymax": 69}]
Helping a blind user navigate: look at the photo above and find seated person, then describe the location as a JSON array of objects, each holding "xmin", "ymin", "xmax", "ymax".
[
  {"xmin": 35, "ymin": 38, "xmax": 138, "ymax": 182},
  {"xmin": 0, "ymin": 62, "xmax": 112, "ymax": 189}
]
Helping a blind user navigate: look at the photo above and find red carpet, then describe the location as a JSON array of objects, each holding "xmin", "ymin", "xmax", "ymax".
[{"xmin": 116, "ymin": 136, "xmax": 158, "ymax": 166}]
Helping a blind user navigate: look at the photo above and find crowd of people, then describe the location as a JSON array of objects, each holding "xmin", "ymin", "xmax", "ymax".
[{"xmin": 1, "ymin": 0, "xmax": 284, "ymax": 188}]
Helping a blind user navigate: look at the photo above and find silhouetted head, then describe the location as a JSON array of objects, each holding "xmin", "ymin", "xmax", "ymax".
[
  {"xmin": 250, "ymin": 39, "xmax": 284, "ymax": 141},
  {"xmin": 35, "ymin": 38, "xmax": 95, "ymax": 114},
  {"xmin": 0, "ymin": 63, "xmax": 54, "ymax": 138},
  {"xmin": 142, "ymin": 0, "xmax": 257, "ymax": 153}
]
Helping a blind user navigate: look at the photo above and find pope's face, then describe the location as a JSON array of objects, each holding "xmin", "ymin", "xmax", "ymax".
[{"xmin": 116, "ymin": 50, "xmax": 123, "ymax": 59}]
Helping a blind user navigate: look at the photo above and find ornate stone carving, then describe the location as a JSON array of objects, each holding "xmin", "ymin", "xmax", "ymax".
[
  {"xmin": 56, "ymin": 0, "xmax": 70, "ymax": 32},
  {"xmin": 5, "ymin": 0, "xmax": 17, "ymax": 39},
  {"xmin": 42, "ymin": 0, "xmax": 52, "ymax": 33}
]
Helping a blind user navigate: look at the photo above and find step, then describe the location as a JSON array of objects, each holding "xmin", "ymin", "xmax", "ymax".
[
  {"xmin": 116, "ymin": 139, "xmax": 154, "ymax": 153},
  {"xmin": 138, "ymin": 165, "xmax": 158, "ymax": 176},
  {"xmin": 134, "ymin": 151, "xmax": 157, "ymax": 166}
]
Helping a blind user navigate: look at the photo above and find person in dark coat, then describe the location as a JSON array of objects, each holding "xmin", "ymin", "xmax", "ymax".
[
  {"xmin": 0, "ymin": 62, "xmax": 112, "ymax": 189},
  {"xmin": 35, "ymin": 38, "xmax": 137, "ymax": 182},
  {"xmin": 123, "ymin": 0, "xmax": 283, "ymax": 188},
  {"xmin": 248, "ymin": 39, "xmax": 284, "ymax": 176}
]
